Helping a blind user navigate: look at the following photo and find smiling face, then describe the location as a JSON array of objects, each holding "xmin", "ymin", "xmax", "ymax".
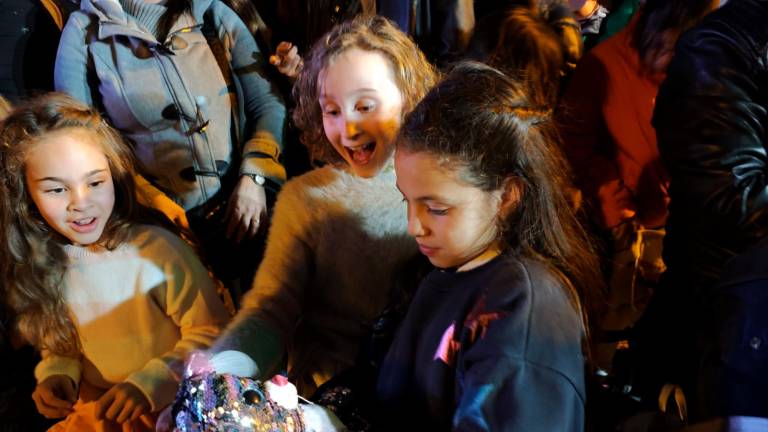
[
  {"xmin": 319, "ymin": 48, "xmax": 404, "ymax": 178},
  {"xmin": 396, "ymin": 149, "xmax": 507, "ymax": 270},
  {"xmin": 25, "ymin": 128, "xmax": 116, "ymax": 247}
]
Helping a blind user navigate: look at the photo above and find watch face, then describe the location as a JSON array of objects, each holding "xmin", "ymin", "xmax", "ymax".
[{"xmin": 252, "ymin": 174, "xmax": 265, "ymax": 185}]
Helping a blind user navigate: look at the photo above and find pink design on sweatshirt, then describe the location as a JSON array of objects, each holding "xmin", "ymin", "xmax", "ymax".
[{"xmin": 434, "ymin": 322, "xmax": 460, "ymax": 366}]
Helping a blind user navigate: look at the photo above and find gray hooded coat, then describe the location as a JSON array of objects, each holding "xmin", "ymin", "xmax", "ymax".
[{"xmin": 55, "ymin": 0, "xmax": 286, "ymax": 210}]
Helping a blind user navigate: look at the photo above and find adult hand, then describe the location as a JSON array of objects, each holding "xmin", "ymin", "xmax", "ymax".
[
  {"xmin": 32, "ymin": 374, "xmax": 77, "ymax": 419},
  {"xmin": 225, "ymin": 175, "xmax": 267, "ymax": 243},
  {"xmin": 269, "ymin": 41, "xmax": 304, "ymax": 80},
  {"xmin": 94, "ymin": 382, "xmax": 150, "ymax": 424},
  {"xmin": 596, "ymin": 182, "xmax": 636, "ymax": 229}
]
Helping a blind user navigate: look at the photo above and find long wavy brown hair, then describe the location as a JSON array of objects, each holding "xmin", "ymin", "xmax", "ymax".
[
  {"xmin": 398, "ymin": 63, "xmax": 605, "ymax": 353},
  {"xmin": 292, "ymin": 14, "xmax": 438, "ymax": 165},
  {"xmin": 0, "ymin": 93, "xmax": 172, "ymax": 356}
]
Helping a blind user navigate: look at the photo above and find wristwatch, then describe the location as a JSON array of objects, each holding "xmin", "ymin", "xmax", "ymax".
[{"xmin": 244, "ymin": 173, "xmax": 266, "ymax": 187}]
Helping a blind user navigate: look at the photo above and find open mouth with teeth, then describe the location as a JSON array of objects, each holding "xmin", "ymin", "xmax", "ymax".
[
  {"xmin": 346, "ymin": 142, "xmax": 376, "ymax": 165},
  {"xmin": 70, "ymin": 217, "xmax": 98, "ymax": 233}
]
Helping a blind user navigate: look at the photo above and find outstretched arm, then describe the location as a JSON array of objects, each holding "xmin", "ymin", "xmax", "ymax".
[{"xmin": 211, "ymin": 180, "xmax": 314, "ymax": 379}]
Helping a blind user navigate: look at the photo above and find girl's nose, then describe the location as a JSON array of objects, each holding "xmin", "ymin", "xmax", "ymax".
[
  {"xmin": 344, "ymin": 115, "xmax": 362, "ymax": 140},
  {"xmin": 407, "ymin": 208, "xmax": 426, "ymax": 237},
  {"xmin": 68, "ymin": 186, "xmax": 91, "ymax": 211}
]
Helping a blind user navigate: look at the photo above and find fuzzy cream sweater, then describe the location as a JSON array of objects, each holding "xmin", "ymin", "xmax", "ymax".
[
  {"xmin": 34, "ymin": 225, "xmax": 231, "ymax": 411},
  {"xmin": 214, "ymin": 165, "xmax": 417, "ymax": 394}
]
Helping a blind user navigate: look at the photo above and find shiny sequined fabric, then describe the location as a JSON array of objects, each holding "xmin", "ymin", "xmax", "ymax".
[{"xmin": 172, "ymin": 373, "xmax": 304, "ymax": 432}]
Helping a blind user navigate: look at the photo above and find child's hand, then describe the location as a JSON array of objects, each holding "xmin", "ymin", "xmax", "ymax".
[
  {"xmin": 301, "ymin": 404, "xmax": 348, "ymax": 432},
  {"xmin": 95, "ymin": 382, "xmax": 150, "ymax": 424},
  {"xmin": 209, "ymin": 350, "xmax": 259, "ymax": 377},
  {"xmin": 32, "ymin": 374, "xmax": 77, "ymax": 418},
  {"xmin": 269, "ymin": 41, "xmax": 303, "ymax": 80}
]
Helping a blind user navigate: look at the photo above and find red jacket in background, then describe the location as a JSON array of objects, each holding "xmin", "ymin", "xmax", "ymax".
[{"xmin": 558, "ymin": 17, "xmax": 669, "ymax": 229}]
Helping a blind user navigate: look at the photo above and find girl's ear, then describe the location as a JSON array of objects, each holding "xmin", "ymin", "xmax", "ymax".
[{"xmin": 498, "ymin": 177, "xmax": 522, "ymax": 219}]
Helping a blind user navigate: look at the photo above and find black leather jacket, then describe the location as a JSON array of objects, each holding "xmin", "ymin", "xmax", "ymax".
[{"xmin": 653, "ymin": 0, "xmax": 768, "ymax": 297}]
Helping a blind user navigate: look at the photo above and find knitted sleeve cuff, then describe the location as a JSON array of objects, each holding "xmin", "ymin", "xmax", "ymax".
[
  {"xmin": 34, "ymin": 355, "xmax": 82, "ymax": 386},
  {"xmin": 125, "ymin": 358, "xmax": 179, "ymax": 412},
  {"xmin": 240, "ymin": 131, "xmax": 287, "ymax": 186}
]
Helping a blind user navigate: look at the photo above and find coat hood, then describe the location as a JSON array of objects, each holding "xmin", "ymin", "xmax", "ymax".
[{"xmin": 79, "ymin": 0, "xmax": 214, "ymax": 41}]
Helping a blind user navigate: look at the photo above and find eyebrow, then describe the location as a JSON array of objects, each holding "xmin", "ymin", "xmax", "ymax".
[
  {"xmin": 395, "ymin": 183, "xmax": 444, "ymax": 203},
  {"xmin": 319, "ymin": 88, "xmax": 379, "ymax": 99},
  {"xmin": 36, "ymin": 169, "xmax": 108, "ymax": 183}
]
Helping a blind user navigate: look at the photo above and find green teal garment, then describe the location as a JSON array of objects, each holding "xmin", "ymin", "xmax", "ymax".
[
  {"xmin": 582, "ymin": 0, "xmax": 640, "ymax": 51},
  {"xmin": 597, "ymin": 0, "xmax": 640, "ymax": 44}
]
